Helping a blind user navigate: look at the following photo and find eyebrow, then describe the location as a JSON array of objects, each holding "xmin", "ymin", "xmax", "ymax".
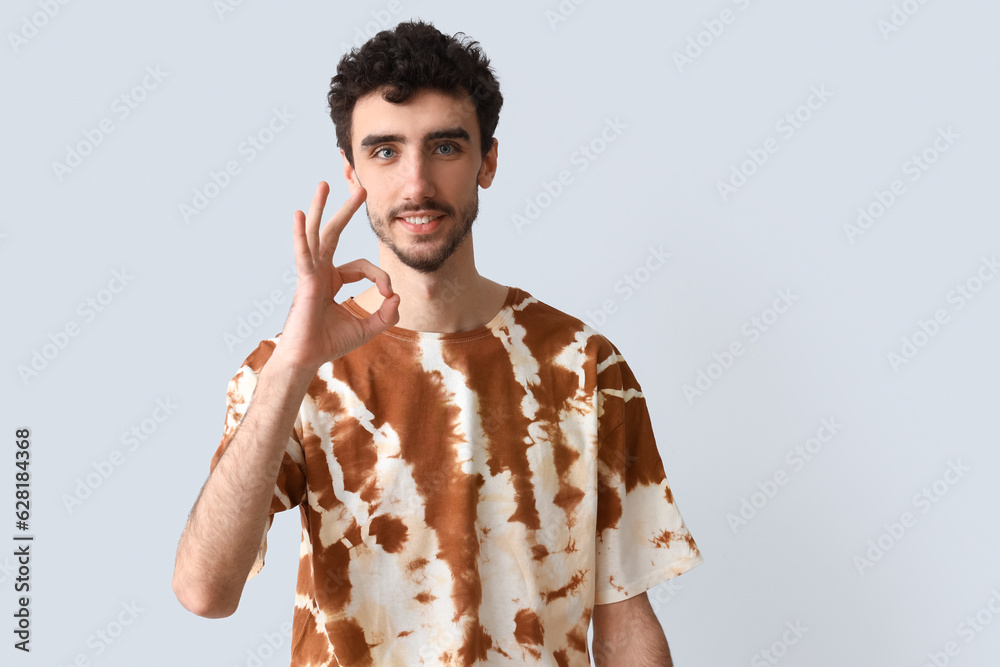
[{"xmin": 359, "ymin": 127, "xmax": 471, "ymax": 148}]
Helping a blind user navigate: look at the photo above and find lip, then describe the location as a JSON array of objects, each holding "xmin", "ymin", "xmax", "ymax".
[
  {"xmin": 395, "ymin": 210, "xmax": 446, "ymax": 220},
  {"xmin": 396, "ymin": 213, "xmax": 445, "ymax": 234}
]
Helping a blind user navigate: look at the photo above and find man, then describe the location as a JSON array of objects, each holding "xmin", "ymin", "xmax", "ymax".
[{"xmin": 172, "ymin": 20, "xmax": 703, "ymax": 666}]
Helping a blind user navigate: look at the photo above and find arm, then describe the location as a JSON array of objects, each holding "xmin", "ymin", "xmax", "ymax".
[
  {"xmin": 592, "ymin": 591, "xmax": 673, "ymax": 666},
  {"xmin": 171, "ymin": 182, "xmax": 399, "ymax": 618},
  {"xmin": 171, "ymin": 354, "xmax": 314, "ymax": 618}
]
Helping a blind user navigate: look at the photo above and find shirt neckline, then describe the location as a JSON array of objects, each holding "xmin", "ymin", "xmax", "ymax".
[{"xmin": 342, "ymin": 285, "xmax": 519, "ymax": 342}]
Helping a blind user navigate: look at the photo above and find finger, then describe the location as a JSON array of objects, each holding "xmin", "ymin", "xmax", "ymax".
[
  {"xmin": 318, "ymin": 186, "xmax": 367, "ymax": 262},
  {"xmin": 292, "ymin": 209, "xmax": 313, "ymax": 273},
  {"xmin": 335, "ymin": 258, "xmax": 393, "ymax": 297},
  {"xmin": 305, "ymin": 181, "xmax": 330, "ymax": 257},
  {"xmin": 359, "ymin": 293, "xmax": 400, "ymax": 339}
]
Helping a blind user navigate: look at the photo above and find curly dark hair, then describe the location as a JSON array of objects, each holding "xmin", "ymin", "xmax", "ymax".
[{"xmin": 328, "ymin": 20, "xmax": 503, "ymax": 166}]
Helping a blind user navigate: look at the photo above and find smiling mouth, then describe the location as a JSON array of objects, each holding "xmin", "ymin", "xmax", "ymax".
[
  {"xmin": 398, "ymin": 214, "xmax": 441, "ymax": 225},
  {"xmin": 396, "ymin": 214, "xmax": 445, "ymax": 233}
]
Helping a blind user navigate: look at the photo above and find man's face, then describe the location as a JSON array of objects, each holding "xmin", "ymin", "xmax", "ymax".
[{"xmin": 343, "ymin": 87, "xmax": 497, "ymax": 274}]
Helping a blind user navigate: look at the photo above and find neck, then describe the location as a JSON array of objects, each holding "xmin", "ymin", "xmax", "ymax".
[{"xmin": 354, "ymin": 235, "xmax": 508, "ymax": 333}]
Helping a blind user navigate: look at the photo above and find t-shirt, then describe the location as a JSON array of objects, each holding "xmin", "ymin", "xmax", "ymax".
[{"xmin": 210, "ymin": 286, "xmax": 703, "ymax": 667}]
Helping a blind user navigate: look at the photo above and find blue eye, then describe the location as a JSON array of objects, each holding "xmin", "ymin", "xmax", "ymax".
[{"xmin": 375, "ymin": 147, "xmax": 395, "ymax": 159}]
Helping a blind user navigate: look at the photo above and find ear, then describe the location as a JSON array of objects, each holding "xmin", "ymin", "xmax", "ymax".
[
  {"xmin": 477, "ymin": 138, "xmax": 498, "ymax": 189},
  {"xmin": 341, "ymin": 149, "xmax": 363, "ymax": 193}
]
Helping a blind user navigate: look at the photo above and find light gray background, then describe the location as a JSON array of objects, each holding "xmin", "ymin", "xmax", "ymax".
[{"xmin": 2, "ymin": 0, "xmax": 999, "ymax": 665}]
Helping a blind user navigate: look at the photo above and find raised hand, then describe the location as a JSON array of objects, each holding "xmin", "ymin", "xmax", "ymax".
[{"xmin": 274, "ymin": 181, "xmax": 399, "ymax": 371}]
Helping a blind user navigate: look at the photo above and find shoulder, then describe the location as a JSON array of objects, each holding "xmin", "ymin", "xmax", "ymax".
[
  {"xmin": 508, "ymin": 287, "xmax": 622, "ymax": 362},
  {"xmin": 231, "ymin": 333, "xmax": 283, "ymax": 377}
]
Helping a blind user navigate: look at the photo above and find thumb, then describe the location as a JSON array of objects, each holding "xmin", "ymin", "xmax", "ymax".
[{"xmin": 361, "ymin": 293, "xmax": 400, "ymax": 339}]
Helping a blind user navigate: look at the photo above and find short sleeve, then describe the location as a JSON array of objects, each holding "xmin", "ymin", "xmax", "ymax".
[
  {"xmin": 593, "ymin": 343, "xmax": 703, "ymax": 605},
  {"xmin": 209, "ymin": 338, "xmax": 307, "ymax": 580}
]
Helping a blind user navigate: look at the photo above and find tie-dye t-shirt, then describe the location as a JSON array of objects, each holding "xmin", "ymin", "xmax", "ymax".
[{"xmin": 210, "ymin": 286, "xmax": 703, "ymax": 666}]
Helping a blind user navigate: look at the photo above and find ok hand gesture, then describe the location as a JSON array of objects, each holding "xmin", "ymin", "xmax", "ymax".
[{"xmin": 274, "ymin": 181, "xmax": 400, "ymax": 371}]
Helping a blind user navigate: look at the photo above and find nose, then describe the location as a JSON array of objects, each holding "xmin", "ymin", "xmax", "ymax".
[{"xmin": 398, "ymin": 150, "xmax": 435, "ymax": 203}]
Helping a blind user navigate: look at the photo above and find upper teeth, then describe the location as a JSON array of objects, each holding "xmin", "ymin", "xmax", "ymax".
[{"xmin": 403, "ymin": 215, "xmax": 436, "ymax": 225}]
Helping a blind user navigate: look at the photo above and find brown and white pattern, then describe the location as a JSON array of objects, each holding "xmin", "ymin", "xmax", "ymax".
[{"xmin": 210, "ymin": 287, "xmax": 703, "ymax": 666}]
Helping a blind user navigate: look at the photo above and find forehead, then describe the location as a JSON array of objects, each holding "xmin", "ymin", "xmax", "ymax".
[{"xmin": 352, "ymin": 87, "xmax": 479, "ymax": 145}]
